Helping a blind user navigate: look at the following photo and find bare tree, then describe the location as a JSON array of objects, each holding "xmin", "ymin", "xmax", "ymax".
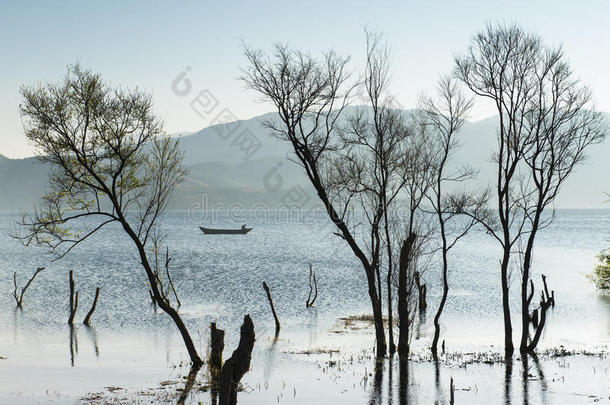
[
  {"xmin": 262, "ymin": 281, "xmax": 281, "ymax": 336},
  {"xmin": 335, "ymin": 31, "xmax": 419, "ymax": 355},
  {"xmin": 241, "ymin": 41, "xmax": 398, "ymax": 355},
  {"xmin": 83, "ymin": 286, "xmax": 101, "ymax": 326},
  {"xmin": 417, "ymin": 77, "xmax": 489, "ymax": 358},
  {"xmin": 68, "ymin": 270, "xmax": 79, "ymax": 325},
  {"xmin": 14, "ymin": 65, "xmax": 202, "ymax": 365},
  {"xmin": 455, "ymin": 23, "xmax": 606, "ymax": 354},
  {"xmin": 242, "ymin": 32, "xmax": 446, "ymax": 358},
  {"xmin": 12, "ymin": 266, "xmax": 45, "ymax": 308},
  {"xmin": 392, "ymin": 119, "xmax": 438, "ymax": 356},
  {"xmin": 516, "ymin": 42, "xmax": 605, "ymax": 352},
  {"xmin": 305, "ymin": 262, "xmax": 318, "ymax": 307}
]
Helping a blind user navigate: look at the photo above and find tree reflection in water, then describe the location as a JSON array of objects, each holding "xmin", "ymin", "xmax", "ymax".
[
  {"xmin": 177, "ymin": 363, "xmax": 203, "ymax": 405},
  {"xmin": 362, "ymin": 352, "xmax": 549, "ymax": 405}
]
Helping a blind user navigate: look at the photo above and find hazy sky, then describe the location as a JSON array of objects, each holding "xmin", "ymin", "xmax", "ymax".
[{"xmin": 1, "ymin": 0, "xmax": 609, "ymax": 158}]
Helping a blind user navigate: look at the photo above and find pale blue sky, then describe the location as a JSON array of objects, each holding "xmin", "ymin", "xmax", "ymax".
[{"xmin": 1, "ymin": 0, "xmax": 609, "ymax": 158}]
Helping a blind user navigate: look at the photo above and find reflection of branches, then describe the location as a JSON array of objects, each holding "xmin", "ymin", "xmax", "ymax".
[
  {"xmin": 529, "ymin": 352, "xmax": 548, "ymax": 403},
  {"xmin": 84, "ymin": 325, "xmax": 100, "ymax": 357},
  {"xmin": 12, "ymin": 267, "xmax": 45, "ymax": 308},
  {"xmin": 398, "ymin": 358, "xmax": 410, "ymax": 405},
  {"xmin": 504, "ymin": 353, "xmax": 513, "ymax": 405},
  {"xmin": 177, "ymin": 363, "xmax": 202, "ymax": 405},
  {"xmin": 263, "ymin": 335, "xmax": 279, "ymax": 383},
  {"xmin": 368, "ymin": 359, "xmax": 383, "ymax": 405},
  {"xmin": 69, "ymin": 325, "xmax": 78, "ymax": 367}
]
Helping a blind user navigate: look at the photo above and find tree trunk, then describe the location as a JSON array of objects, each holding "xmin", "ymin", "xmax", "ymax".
[
  {"xmin": 398, "ymin": 233, "xmax": 416, "ymax": 357},
  {"xmin": 119, "ymin": 219, "xmax": 203, "ymax": 366},
  {"xmin": 415, "ymin": 272, "xmax": 427, "ymax": 312},
  {"xmin": 520, "ymin": 219, "xmax": 540, "ymax": 353},
  {"xmin": 210, "ymin": 322, "xmax": 225, "ymax": 374},
  {"xmin": 500, "ymin": 249, "xmax": 514, "ymax": 355},
  {"xmin": 387, "ymin": 267, "xmax": 395, "ymax": 355},
  {"xmin": 431, "ymin": 251, "xmax": 448, "ymax": 358},
  {"xmin": 262, "ymin": 281, "xmax": 281, "ymax": 336},
  {"xmin": 526, "ymin": 274, "xmax": 555, "ymax": 352},
  {"xmin": 384, "ymin": 206, "xmax": 396, "ymax": 355},
  {"xmin": 68, "ymin": 270, "xmax": 78, "ymax": 325},
  {"xmin": 310, "ymin": 181, "xmax": 387, "ymax": 357},
  {"xmin": 83, "ymin": 287, "xmax": 100, "ymax": 326},
  {"xmin": 364, "ymin": 265, "xmax": 387, "ymax": 357},
  {"xmin": 219, "ymin": 315, "xmax": 255, "ymax": 405}
]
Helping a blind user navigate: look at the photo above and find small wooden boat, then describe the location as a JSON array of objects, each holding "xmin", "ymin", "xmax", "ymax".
[{"xmin": 199, "ymin": 224, "xmax": 252, "ymax": 235}]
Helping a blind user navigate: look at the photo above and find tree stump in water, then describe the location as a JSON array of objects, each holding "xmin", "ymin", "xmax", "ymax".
[
  {"xmin": 68, "ymin": 270, "xmax": 79, "ymax": 325},
  {"xmin": 83, "ymin": 287, "xmax": 101, "ymax": 326},
  {"xmin": 219, "ymin": 315, "xmax": 255, "ymax": 405},
  {"xmin": 306, "ymin": 263, "xmax": 318, "ymax": 307},
  {"xmin": 262, "ymin": 281, "xmax": 281, "ymax": 335},
  {"xmin": 210, "ymin": 322, "xmax": 225, "ymax": 375}
]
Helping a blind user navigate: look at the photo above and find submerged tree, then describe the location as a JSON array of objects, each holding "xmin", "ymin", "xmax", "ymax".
[
  {"xmin": 12, "ymin": 266, "xmax": 45, "ymax": 308},
  {"xmin": 241, "ymin": 40, "xmax": 398, "ymax": 355},
  {"xmin": 15, "ymin": 65, "xmax": 202, "ymax": 365},
  {"xmin": 242, "ymin": 32, "xmax": 432, "ymax": 357},
  {"xmin": 417, "ymin": 77, "xmax": 489, "ymax": 358},
  {"xmin": 335, "ymin": 31, "xmax": 422, "ymax": 356},
  {"xmin": 455, "ymin": 23, "xmax": 606, "ymax": 354}
]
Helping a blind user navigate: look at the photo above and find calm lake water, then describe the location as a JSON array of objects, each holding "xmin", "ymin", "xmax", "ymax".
[{"xmin": 0, "ymin": 209, "xmax": 609, "ymax": 404}]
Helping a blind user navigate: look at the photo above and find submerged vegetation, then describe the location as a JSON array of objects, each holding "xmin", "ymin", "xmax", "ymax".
[{"xmin": 589, "ymin": 250, "xmax": 610, "ymax": 289}]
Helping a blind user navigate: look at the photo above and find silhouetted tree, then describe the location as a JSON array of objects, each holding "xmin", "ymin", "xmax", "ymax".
[
  {"xmin": 335, "ymin": 31, "xmax": 418, "ymax": 355},
  {"xmin": 455, "ymin": 23, "xmax": 606, "ymax": 354},
  {"xmin": 417, "ymin": 77, "xmax": 489, "ymax": 357},
  {"xmin": 219, "ymin": 315, "xmax": 255, "ymax": 405},
  {"xmin": 242, "ymin": 39, "xmax": 395, "ymax": 355},
  {"xmin": 243, "ymin": 32, "xmax": 436, "ymax": 357},
  {"xmin": 12, "ymin": 266, "xmax": 45, "ymax": 308},
  {"xmin": 305, "ymin": 262, "xmax": 318, "ymax": 307},
  {"xmin": 15, "ymin": 65, "xmax": 202, "ymax": 365}
]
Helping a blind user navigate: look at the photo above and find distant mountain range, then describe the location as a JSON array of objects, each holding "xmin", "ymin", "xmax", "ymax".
[{"xmin": 1, "ymin": 109, "xmax": 608, "ymax": 211}]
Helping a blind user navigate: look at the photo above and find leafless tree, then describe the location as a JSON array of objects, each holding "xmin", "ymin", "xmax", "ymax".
[
  {"xmin": 68, "ymin": 270, "xmax": 79, "ymax": 325},
  {"xmin": 14, "ymin": 65, "xmax": 202, "ymax": 365},
  {"xmin": 335, "ymin": 30, "xmax": 421, "ymax": 355},
  {"xmin": 305, "ymin": 262, "xmax": 318, "ymax": 307},
  {"xmin": 241, "ymin": 39, "xmax": 399, "ymax": 355},
  {"xmin": 455, "ymin": 23, "xmax": 606, "ymax": 354},
  {"xmin": 12, "ymin": 266, "xmax": 45, "ymax": 308},
  {"xmin": 516, "ymin": 41, "xmax": 605, "ymax": 352},
  {"xmin": 83, "ymin": 286, "xmax": 101, "ymax": 326},
  {"xmin": 417, "ymin": 77, "xmax": 489, "ymax": 358},
  {"xmin": 219, "ymin": 315, "xmax": 255, "ymax": 405}
]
